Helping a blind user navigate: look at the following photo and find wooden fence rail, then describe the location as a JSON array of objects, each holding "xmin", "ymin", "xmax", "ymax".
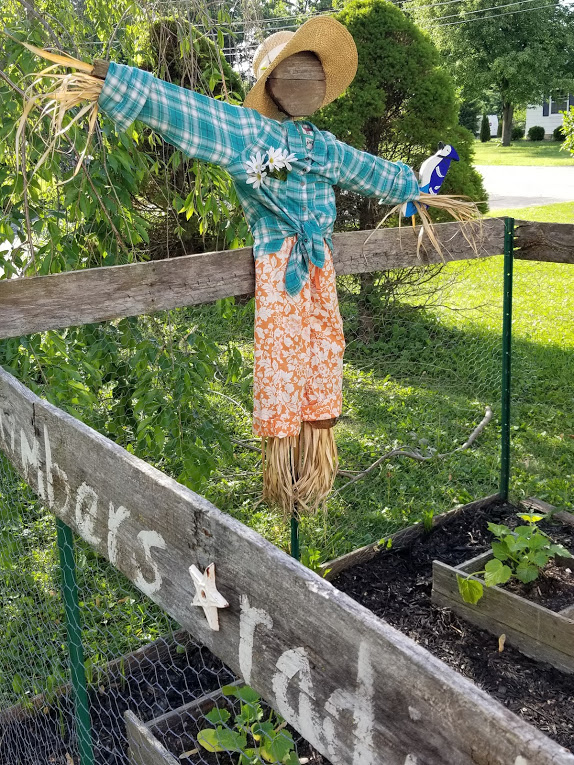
[
  {"xmin": 1, "ymin": 365, "xmax": 573, "ymax": 764},
  {"xmin": 0, "ymin": 219, "xmax": 506, "ymax": 339}
]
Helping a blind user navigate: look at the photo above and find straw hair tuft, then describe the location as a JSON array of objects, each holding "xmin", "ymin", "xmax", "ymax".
[
  {"xmin": 11, "ymin": 39, "xmax": 103, "ymax": 178},
  {"xmin": 262, "ymin": 423, "xmax": 339, "ymax": 516}
]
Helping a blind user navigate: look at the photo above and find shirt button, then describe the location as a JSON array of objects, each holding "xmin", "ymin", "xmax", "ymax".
[
  {"xmin": 301, "ymin": 180, "xmax": 306, "ymax": 186},
  {"xmin": 302, "ymin": 206, "xmax": 307, "ymax": 211}
]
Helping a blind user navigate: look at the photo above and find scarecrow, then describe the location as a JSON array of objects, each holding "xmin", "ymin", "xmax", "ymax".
[{"xmin": 13, "ymin": 16, "xmax": 476, "ymax": 518}]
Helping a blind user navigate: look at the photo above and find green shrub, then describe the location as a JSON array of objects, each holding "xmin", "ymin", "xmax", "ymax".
[
  {"xmin": 563, "ymin": 107, "xmax": 574, "ymax": 155},
  {"xmin": 480, "ymin": 114, "xmax": 491, "ymax": 142},
  {"xmin": 314, "ymin": 0, "xmax": 486, "ymax": 231},
  {"xmin": 528, "ymin": 125, "xmax": 545, "ymax": 141},
  {"xmin": 553, "ymin": 125, "xmax": 565, "ymax": 142},
  {"xmin": 511, "ymin": 126, "xmax": 525, "ymax": 141}
]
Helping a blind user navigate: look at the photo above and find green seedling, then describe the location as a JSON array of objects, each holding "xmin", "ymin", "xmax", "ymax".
[
  {"xmin": 457, "ymin": 512, "xmax": 572, "ymax": 604},
  {"xmin": 197, "ymin": 684, "xmax": 300, "ymax": 764}
]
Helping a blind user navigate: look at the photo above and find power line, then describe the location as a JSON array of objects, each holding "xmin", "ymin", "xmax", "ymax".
[
  {"xmin": 431, "ymin": 0, "xmax": 560, "ymax": 25},
  {"xmin": 427, "ymin": 0, "xmax": 548, "ymax": 23}
]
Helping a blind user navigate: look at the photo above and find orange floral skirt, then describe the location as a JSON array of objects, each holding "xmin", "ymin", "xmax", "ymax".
[{"xmin": 253, "ymin": 236, "xmax": 345, "ymax": 438}]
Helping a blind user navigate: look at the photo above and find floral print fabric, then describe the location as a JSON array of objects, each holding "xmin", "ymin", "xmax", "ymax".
[{"xmin": 253, "ymin": 237, "xmax": 345, "ymax": 438}]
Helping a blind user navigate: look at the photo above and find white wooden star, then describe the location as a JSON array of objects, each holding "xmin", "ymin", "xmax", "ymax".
[{"xmin": 189, "ymin": 563, "xmax": 229, "ymax": 631}]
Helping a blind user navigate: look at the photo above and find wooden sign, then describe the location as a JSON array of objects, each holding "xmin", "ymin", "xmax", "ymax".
[{"xmin": 0, "ymin": 365, "xmax": 572, "ymax": 765}]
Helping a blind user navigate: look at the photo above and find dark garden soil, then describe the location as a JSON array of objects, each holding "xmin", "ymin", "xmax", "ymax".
[
  {"xmin": 333, "ymin": 499, "xmax": 574, "ymax": 753},
  {"xmin": 0, "ymin": 637, "xmax": 327, "ymax": 765},
  {"xmin": 504, "ymin": 559, "xmax": 574, "ymax": 612}
]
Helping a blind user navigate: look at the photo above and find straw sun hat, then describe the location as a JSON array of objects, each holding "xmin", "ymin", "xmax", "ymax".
[{"xmin": 243, "ymin": 16, "xmax": 358, "ymax": 120}]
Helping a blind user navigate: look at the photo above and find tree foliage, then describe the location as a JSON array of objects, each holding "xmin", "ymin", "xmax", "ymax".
[
  {"xmin": 313, "ymin": 0, "xmax": 486, "ymax": 231},
  {"xmin": 408, "ymin": 0, "xmax": 574, "ymax": 145},
  {"xmin": 0, "ymin": 1, "xmax": 252, "ymax": 490}
]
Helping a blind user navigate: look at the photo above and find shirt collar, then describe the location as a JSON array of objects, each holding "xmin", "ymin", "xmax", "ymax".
[{"xmin": 284, "ymin": 120, "xmax": 326, "ymax": 165}]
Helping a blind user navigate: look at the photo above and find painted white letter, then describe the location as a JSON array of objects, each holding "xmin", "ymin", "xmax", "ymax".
[
  {"xmin": 323, "ymin": 642, "xmax": 376, "ymax": 765},
  {"xmin": 133, "ymin": 530, "xmax": 166, "ymax": 597},
  {"xmin": 44, "ymin": 425, "xmax": 70, "ymax": 514},
  {"xmin": 273, "ymin": 647, "xmax": 322, "ymax": 750},
  {"xmin": 20, "ymin": 428, "xmax": 45, "ymax": 498},
  {"xmin": 75, "ymin": 482, "xmax": 101, "ymax": 547},
  {"xmin": 239, "ymin": 595, "xmax": 273, "ymax": 685},
  {"xmin": 107, "ymin": 502, "xmax": 131, "ymax": 566}
]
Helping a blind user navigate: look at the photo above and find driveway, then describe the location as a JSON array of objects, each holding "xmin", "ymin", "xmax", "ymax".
[{"xmin": 476, "ymin": 165, "xmax": 574, "ymax": 210}]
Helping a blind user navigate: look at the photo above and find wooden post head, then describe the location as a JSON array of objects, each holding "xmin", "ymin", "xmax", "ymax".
[{"xmin": 265, "ymin": 51, "xmax": 326, "ymax": 118}]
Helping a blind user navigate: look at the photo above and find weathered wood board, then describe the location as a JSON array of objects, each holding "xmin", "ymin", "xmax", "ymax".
[
  {"xmin": 319, "ymin": 494, "xmax": 500, "ymax": 580},
  {"xmin": 126, "ymin": 710, "xmax": 180, "ymax": 765},
  {"xmin": 1, "ymin": 365, "xmax": 574, "ymax": 765},
  {"xmin": 433, "ymin": 553, "xmax": 574, "ymax": 675},
  {"xmin": 0, "ymin": 219, "xmax": 504, "ymax": 339},
  {"xmin": 515, "ymin": 221, "xmax": 574, "ymax": 264},
  {"xmin": 521, "ymin": 496, "xmax": 574, "ymax": 529}
]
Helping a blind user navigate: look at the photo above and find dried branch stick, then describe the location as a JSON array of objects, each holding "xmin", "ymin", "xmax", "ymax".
[{"xmin": 336, "ymin": 406, "xmax": 492, "ymax": 494}]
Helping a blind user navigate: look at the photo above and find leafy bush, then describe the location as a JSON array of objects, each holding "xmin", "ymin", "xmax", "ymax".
[
  {"xmin": 511, "ymin": 126, "xmax": 525, "ymax": 140},
  {"xmin": 553, "ymin": 125, "xmax": 565, "ymax": 142},
  {"xmin": 563, "ymin": 107, "xmax": 574, "ymax": 155},
  {"xmin": 480, "ymin": 114, "xmax": 491, "ymax": 142},
  {"xmin": 528, "ymin": 125, "xmax": 545, "ymax": 141},
  {"xmin": 314, "ymin": 0, "xmax": 486, "ymax": 231}
]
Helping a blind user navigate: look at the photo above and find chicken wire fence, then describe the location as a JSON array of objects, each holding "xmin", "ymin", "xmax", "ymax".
[{"xmin": 507, "ymin": 255, "xmax": 574, "ymax": 514}]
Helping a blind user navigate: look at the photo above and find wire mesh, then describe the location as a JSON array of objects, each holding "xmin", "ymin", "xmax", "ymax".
[{"xmin": 508, "ymin": 257, "xmax": 574, "ymax": 512}]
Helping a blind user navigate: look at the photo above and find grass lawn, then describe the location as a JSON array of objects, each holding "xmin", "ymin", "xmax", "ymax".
[
  {"xmin": 473, "ymin": 138, "xmax": 574, "ymax": 166},
  {"xmin": 491, "ymin": 201, "xmax": 574, "ymax": 223}
]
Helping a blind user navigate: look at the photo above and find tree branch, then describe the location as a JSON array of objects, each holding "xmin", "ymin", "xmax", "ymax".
[{"xmin": 336, "ymin": 406, "xmax": 493, "ymax": 494}]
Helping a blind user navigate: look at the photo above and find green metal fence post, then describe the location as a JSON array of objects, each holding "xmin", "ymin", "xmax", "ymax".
[
  {"xmin": 56, "ymin": 519, "xmax": 95, "ymax": 765},
  {"xmin": 500, "ymin": 217, "xmax": 514, "ymax": 501},
  {"xmin": 290, "ymin": 513, "xmax": 300, "ymax": 561}
]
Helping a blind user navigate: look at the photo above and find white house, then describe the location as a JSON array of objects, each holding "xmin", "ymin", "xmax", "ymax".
[{"xmin": 525, "ymin": 94, "xmax": 573, "ymax": 137}]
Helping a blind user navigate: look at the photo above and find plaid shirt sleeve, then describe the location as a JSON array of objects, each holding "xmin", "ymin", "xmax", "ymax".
[
  {"xmin": 334, "ymin": 140, "xmax": 420, "ymax": 204},
  {"xmin": 98, "ymin": 62, "xmax": 265, "ymax": 168}
]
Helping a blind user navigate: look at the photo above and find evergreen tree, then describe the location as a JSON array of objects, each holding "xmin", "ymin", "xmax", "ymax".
[{"xmin": 480, "ymin": 114, "xmax": 491, "ymax": 143}]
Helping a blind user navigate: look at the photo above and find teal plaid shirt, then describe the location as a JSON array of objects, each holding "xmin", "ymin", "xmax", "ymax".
[{"xmin": 99, "ymin": 63, "xmax": 420, "ymax": 295}]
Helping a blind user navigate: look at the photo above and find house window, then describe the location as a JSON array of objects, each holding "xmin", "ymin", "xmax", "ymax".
[{"xmin": 551, "ymin": 96, "xmax": 568, "ymax": 114}]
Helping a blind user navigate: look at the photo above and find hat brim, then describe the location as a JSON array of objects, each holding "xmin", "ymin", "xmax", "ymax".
[{"xmin": 243, "ymin": 16, "xmax": 358, "ymax": 121}]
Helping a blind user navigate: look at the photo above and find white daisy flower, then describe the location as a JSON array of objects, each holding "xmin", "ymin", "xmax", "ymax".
[
  {"xmin": 279, "ymin": 149, "xmax": 297, "ymax": 171},
  {"xmin": 245, "ymin": 151, "xmax": 266, "ymax": 177},
  {"xmin": 246, "ymin": 169, "xmax": 267, "ymax": 189},
  {"xmin": 266, "ymin": 147, "xmax": 283, "ymax": 171}
]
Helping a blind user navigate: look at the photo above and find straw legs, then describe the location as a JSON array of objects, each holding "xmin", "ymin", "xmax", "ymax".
[{"xmin": 252, "ymin": 237, "xmax": 344, "ymax": 515}]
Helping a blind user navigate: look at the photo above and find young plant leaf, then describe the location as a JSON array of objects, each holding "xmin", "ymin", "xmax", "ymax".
[
  {"xmin": 487, "ymin": 522, "xmax": 512, "ymax": 538},
  {"xmin": 491, "ymin": 540, "xmax": 510, "ymax": 560},
  {"xmin": 197, "ymin": 727, "xmax": 246, "ymax": 753},
  {"xmin": 205, "ymin": 707, "xmax": 231, "ymax": 725},
  {"xmin": 457, "ymin": 575, "xmax": 484, "ymax": 604},
  {"xmin": 515, "ymin": 561, "xmax": 539, "ymax": 583},
  {"xmin": 484, "ymin": 558, "xmax": 512, "ymax": 587},
  {"xmin": 517, "ymin": 513, "xmax": 545, "ymax": 523}
]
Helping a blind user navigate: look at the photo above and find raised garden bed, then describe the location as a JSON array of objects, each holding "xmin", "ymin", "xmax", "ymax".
[
  {"xmin": 432, "ymin": 547, "xmax": 574, "ymax": 674},
  {"xmin": 332, "ymin": 496, "xmax": 574, "ymax": 753}
]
